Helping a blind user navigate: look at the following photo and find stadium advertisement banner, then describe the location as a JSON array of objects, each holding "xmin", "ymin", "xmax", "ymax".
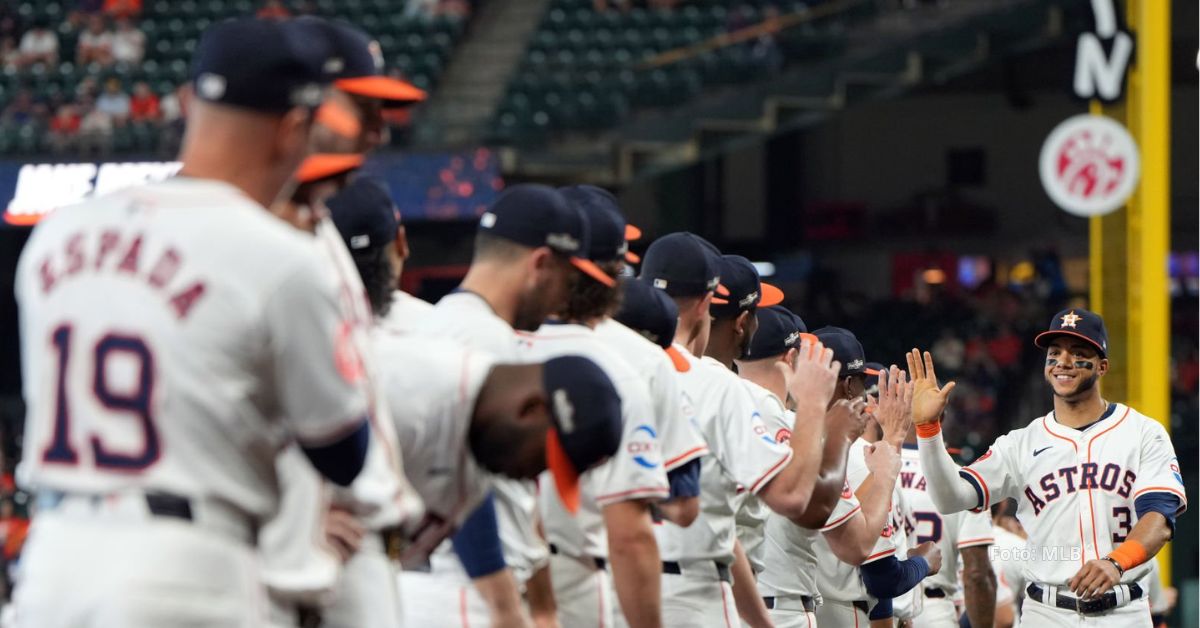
[{"xmin": 0, "ymin": 150, "xmax": 502, "ymax": 227}]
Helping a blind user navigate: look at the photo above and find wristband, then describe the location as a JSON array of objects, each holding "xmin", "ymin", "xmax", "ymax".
[
  {"xmin": 1107, "ymin": 539, "xmax": 1148, "ymax": 572},
  {"xmin": 1102, "ymin": 556, "xmax": 1125, "ymax": 575},
  {"xmin": 915, "ymin": 422, "xmax": 941, "ymax": 438}
]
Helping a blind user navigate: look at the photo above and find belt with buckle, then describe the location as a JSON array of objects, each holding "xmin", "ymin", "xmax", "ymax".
[
  {"xmin": 549, "ymin": 543, "xmax": 606, "ymax": 570},
  {"xmin": 1026, "ymin": 582, "xmax": 1143, "ymax": 615},
  {"xmin": 925, "ymin": 587, "xmax": 947, "ymax": 598},
  {"xmin": 762, "ymin": 595, "xmax": 816, "ymax": 612},
  {"xmin": 661, "ymin": 560, "xmax": 732, "ymax": 583}
]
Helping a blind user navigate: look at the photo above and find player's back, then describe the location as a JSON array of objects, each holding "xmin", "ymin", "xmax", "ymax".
[{"xmin": 16, "ymin": 178, "xmax": 365, "ymax": 519}]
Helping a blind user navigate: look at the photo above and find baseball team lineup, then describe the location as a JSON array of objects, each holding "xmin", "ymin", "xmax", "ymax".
[{"xmin": 7, "ymin": 14, "xmax": 1187, "ymax": 628}]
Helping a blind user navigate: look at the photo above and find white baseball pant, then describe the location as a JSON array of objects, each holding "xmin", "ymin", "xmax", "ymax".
[
  {"xmin": 399, "ymin": 553, "xmax": 491, "ymax": 627},
  {"xmin": 1020, "ymin": 595, "xmax": 1151, "ymax": 627},
  {"xmin": 812, "ymin": 600, "xmax": 868, "ymax": 628},
  {"xmin": 765, "ymin": 596, "xmax": 819, "ymax": 628},
  {"xmin": 548, "ymin": 551, "xmax": 613, "ymax": 628},
  {"xmin": 660, "ymin": 562, "xmax": 738, "ymax": 627},
  {"xmin": 14, "ymin": 504, "xmax": 263, "ymax": 627},
  {"xmin": 320, "ymin": 536, "xmax": 403, "ymax": 628},
  {"xmin": 913, "ymin": 596, "xmax": 958, "ymax": 627}
]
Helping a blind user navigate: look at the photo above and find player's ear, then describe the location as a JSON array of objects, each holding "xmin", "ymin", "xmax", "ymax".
[
  {"xmin": 735, "ymin": 310, "xmax": 751, "ymax": 335},
  {"xmin": 1097, "ymin": 358, "xmax": 1109, "ymax": 377},
  {"xmin": 395, "ymin": 225, "xmax": 410, "ymax": 261}
]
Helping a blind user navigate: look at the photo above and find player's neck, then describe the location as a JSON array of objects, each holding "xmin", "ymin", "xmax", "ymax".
[
  {"xmin": 1052, "ymin": 391, "xmax": 1109, "ymax": 428},
  {"xmin": 739, "ymin": 363, "xmax": 785, "ymax": 401},
  {"xmin": 673, "ymin": 316, "xmax": 700, "ymax": 353},
  {"xmin": 176, "ymin": 160, "xmax": 283, "ymax": 209},
  {"xmin": 703, "ymin": 334, "xmax": 738, "ymax": 370},
  {"xmin": 459, "ymin": 270, "xmax": 521, "ymax": 328}
]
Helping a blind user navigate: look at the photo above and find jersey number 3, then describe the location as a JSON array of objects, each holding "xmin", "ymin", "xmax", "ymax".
[{"xmin": 42, "ymin": 325, "xmax": 161, "ymax": 471}]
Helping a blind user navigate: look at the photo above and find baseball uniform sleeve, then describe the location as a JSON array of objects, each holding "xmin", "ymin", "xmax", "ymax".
[
  {"xmin": 1131, "ymin": 420, "xmax": 1188, "ymax": 514},
  {"xmin": 956, "ymin": 509, "xmax": 995, "ymax": 549},
  {"xmin": 588, "ymin": 382, "xmax": 670, "ymax": 506},
  {"xmin": 958, "ymin": 432, "xmax": 1023, "ymax": 513},
  {"xmin": 264, "ymin": 256, "xmax": 370, "ymax": 445},
  {"xmin": 820, "ymin": 483, "xmax": 863, "ymax": 532},
  {"xmin": 713, "ymin": 380, "xmax": 794, "ymax": 495},
  {"xmin": 654, "ymin": 359, "xmax": 708, "ymax": 471}
]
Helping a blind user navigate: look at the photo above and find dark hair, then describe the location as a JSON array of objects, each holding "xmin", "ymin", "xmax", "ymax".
[
  {"xmin": 473, "ymin": 231, "xmax": 530, "ymax": 263},
  {"xmin": 350, "ymin": 246, "xmax": 395, "ymax": 318},
  {"xmin": 562, "ymin": 260, "xmax": 623, "ymax": 322}
]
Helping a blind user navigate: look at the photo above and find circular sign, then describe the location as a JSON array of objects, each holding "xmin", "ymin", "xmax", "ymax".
[{"xmin": 1039, "ymin": 114, "xmax": 1140, "ymax": 217}]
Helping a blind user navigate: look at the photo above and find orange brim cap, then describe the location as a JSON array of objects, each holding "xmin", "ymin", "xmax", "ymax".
[
  {"xmin": 571, "ymin": 257, "xmax": 617, "ymax": 287},
  {"xmin": 295, "ymin": 153, "xmax": 365, "ymax": 184},
  {"xmin": 664, "ymin": 345, "xmax": 691, "ymax": 373},
  {"xmin": 865, "ymin": 367, "xmax": 882, "ymax": 376},
  {"xmin": 625, "ymin": 224, "xmax": 643, "ymax": 241},
  {"xmin": 316, "ymin": 101, "xmax": 362, "ymax": 139},
  {"xmin": 760, "ymin": 282, "xmax": 785, "ymax": 307},
  {"xmin": 625, "ymin": 251, "xmax": 641, "ymax": 264},
  {"xmin": 546, "ymin": 428, "xmax": 581, "ymax": 515},
  {"xmin": 336, "ymin": 76, "xmax": 427, "ymax": 104},
  {"xmin": 711, "ymin": 281, "xmax": 731, "ymax": 305}
]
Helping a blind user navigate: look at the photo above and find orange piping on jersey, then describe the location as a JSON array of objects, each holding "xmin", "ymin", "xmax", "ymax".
[
  {"xmin": 820, "ymin": 505, "xmax": 862, "ymax": 531},
  {"xmin": 1133, "ymin": 486, "xmax": 1188, "ymax": 506},
  {"xmin": 854, "ymin": 604, "xmax": 861, "ymax": 627},
  {"xmin": 864, "ymin": 548, "xmax": 896, "ymax": 562},
  {"xmin": 720, "ymin": 582, "xmax": 734, "ymax": 628},
  {"xmin": 956, "ymin": 536, "xmax": 995, "ymax": 548},
  {"xmin": 597, "ymin": 573, "xmax": 606, "ymax": 628},
  {"xmin": 962, "ymin": 466, "xmax": 990, "ymax": 510},
  {"xmin": 1039, "ymin": 415, "xmax": 1080, "ymax": 451},
  {"xmin": 664, "ymin": 445, "xmax": 708, "ymax": 468},
  {"xmin": 748, "ymin": 451, "xmax": 793, "ymax": 494},
  {"xmin": 1085, "ymin": 407, "xmax": 1131, "ymax": 560},
  {"xmin": 595, "ymin": 486, "xmax": 670, "ymax": 504}
]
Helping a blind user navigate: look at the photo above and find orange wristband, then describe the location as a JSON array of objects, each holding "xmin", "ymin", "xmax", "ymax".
[
  {"xmin": 1108, "ymin": 540, "xmax": 1149, "ymax": 571},
  {"xmin": 915, "ymin": 422, "xmax": 942, "ymax": 438}
]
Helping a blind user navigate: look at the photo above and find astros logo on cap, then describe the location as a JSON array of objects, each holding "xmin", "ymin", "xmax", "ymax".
[{"xmin": 1060, "ymin": 311, "xmax": 1082, "ymax": 328}]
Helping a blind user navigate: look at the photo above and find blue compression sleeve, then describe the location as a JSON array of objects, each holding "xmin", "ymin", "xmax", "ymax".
[
  {"xmin": 300, "ymin": 419, "xmax": 369, "ymax": 486},
  {"xmin": 452, "ymin": 494, "xmax": 508, "ymax": 578},
  {"xmin": 666, "ymin": 458, "xmax": 701, "ymax": 499},
  {"xmin": 869, "ymin": 597, "xmax": 893, "ymax": 620},
  {"xmin": 1134, "ymin": 492, "xmax": 1181, "ymax": 535},
  {"xmin": 861, "ymin": 555, "xmax": 929, "ymax": 599}
]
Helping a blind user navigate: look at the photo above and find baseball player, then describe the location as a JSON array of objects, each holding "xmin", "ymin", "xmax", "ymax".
[
  {"xmin": 406, "ymin": 183, "xmax": 613, "ymax": 627},
  {"xmin": 899, "ymin": 426, "xmax": 997, "ymax": 628},
  {"xmin": 909, "ymin": 308, "xmax": 1187, "ymax": 626},
  {"xmin": 13, "ymin": 19, "xmax": 373, "ymax": 627},
  {"xmin": 741, "ymin": 308, "xmax": 907, "ymax": 628},
  {"xmin": 991, "ymin": 499, "xmax": 1028, "ymax": 623},
  {"xmin": 809, "ymin": 327, "xmax": 941, "ymax": 628},
  {"xmin": 637, "ymin": 233, "xmax": 849, "ymax": 626}
]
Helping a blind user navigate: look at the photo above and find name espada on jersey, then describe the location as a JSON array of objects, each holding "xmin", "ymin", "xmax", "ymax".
[{"xmin": 956, "ymin": 404, "xmax": 1186, "ymax": 584}]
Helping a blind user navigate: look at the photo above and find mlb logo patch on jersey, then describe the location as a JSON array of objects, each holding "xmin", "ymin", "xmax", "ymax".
[
  {"xmin": 774, "ymin": 428, "xmax": 791, "ymax": 444},
  {"xmin": 1171, "ymin": 461, "xmax": 1184, "ymax": 486}
]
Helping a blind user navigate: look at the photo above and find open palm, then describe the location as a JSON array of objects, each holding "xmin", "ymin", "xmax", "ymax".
[{"xmin": 905, "ymin": 349, "xmax": 956, "ymax": 425}]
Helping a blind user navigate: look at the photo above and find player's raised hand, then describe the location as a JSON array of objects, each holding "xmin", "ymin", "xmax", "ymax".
[
  {"xmin": 906, "ymin": 349, "xmax": 956, "ymax": 426},
  {"xmin": 780, "ymin": 337, "xmax": 840, "ymax": 411},
  {"xmin": 1068, "ymin": 559, "xmax": 1121, "ymax": 600},
  {"xmin": 864, "ymin": 440, "xmax": 901, "ymax": 478},
  {"xmin": 874, "ymin": 365, "xmax": 913, "ymax": 448},
  {"xmin": 909, "ymin": 540, "xmax": 943, "ymax": 575}
]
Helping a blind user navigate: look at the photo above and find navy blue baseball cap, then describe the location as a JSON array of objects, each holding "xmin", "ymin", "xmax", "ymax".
[
  {"xmin": 559, "ymin": 185, "xmax": 627, "ymax": 264},
  {"xmin": 191, "ymin": 18, "xmax": 333, "ymax": 113},
  {"xmin": 813, "ymin": 326, "xmax": 867, "ymax": 377},
  {"xmin": 744, "ymin": 305, "xmax": 806, "ymax": 360},
  {"xmin": 327, "ymin": 175, "xmax": 397, "ymax": 252},
  {"xmin": 614, "ymin": 277, "xmax": 691, "ymax": 372},
  {"xmin": 479, "ymin": 184, "xmax": 614, "ymax": 287},
  {"xmin": 543, "ymin": 355, "xmax": 623, "ymax": 514},
  {"xmin": 640, "ymin": 232, "xmax": 729, "ymax": 300},
  {"xmin": 316, "ymin": 19, "xmax": 426, "ymax": 105},
  {"xmin": 1034, "ymin": 308, "xmax": 1108, "ymax": 357},
  {"xmin": 710, "ymin": 255, "xmax": 785, "ymax": 320}
]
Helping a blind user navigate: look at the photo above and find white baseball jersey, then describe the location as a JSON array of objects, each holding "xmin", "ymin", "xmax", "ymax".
[
  {"xmin": 956, "ymin": 404, "xmax": 1186, "ymax": 585},
  {"xmin": 655, "ymin": 346, "xmax": 794, "ymax": 564},
  {"xmin": 16, "ymin": 178, "xmax": 370, "ymax": 520},
  {"xmin": 814, "ymin": 438, "xmax": 900, "ymax": 604},
  {"xmin": 380, "ymin": 289, "xmax": 432, "ymax": 334},
  {"xmin": 900, "ymin": 445, "xmax": 993, "ymax": 597},
  {"xmin": 758, "ymin": 478, "xmax": 862, "ymax": 598},
  {"xmin": 989, "ymin": 525, "xmax": 1027, "ymax": 609},
  {"xmin": 520, "ymin": 322, "xmax": 669, "ymax": 559},
  {"xmin": 593, "ymin": 319, "xmax": 708, "ymax": 470},
  {"xmin": 735, "ymin": 382, "xmax": 794, "ymax": 573},
  {"xmin": 419, "ymin": 290, "xmax": 547, "ymax": 582},
  {"xmin": 375, "ymin": 332, "xmax": 496, "ymax": 565}
]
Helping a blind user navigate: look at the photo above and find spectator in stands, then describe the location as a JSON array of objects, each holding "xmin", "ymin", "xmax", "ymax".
[
  {"xmin": 95, "ymin": 77, "xmax": 131, "ymax": 125},
  {"xmin": 111, "ymin": 16, "xmax": 144, "ymax": 65},
  {"xmin": 75, "ymin": 75, "xmax": 99, "ymax": 100},
  {"xmin": 0, "ymin": 36, "xmax": 18, "ymax": 71},
  {"xmin": 48, "ymin": 103, "xmax": 82, "ymax": 154},
  {"xmin": 103, "ymin": 0, "xmax": 142, "ymax": 19},
  {"xmin": 129, "ymin": 81, "xmax": 160, "ymax": 122},
  {"xmin": 0, "ymin": 2, "xmax": 23, "ymax": 43},
  {"xmin": 77, "ymin": 14, "xmax": 115, "ymax": 66},
  {"xmin": 256, "ymin": 0, "xmax": 291, "ymax": 19},
  {"xmin": 17, "ymin": 19, "xmax": 58, "ymax": 67},
  {"xmin": 931, "ymin": 328, "xmax": 965, "ymax": 376},
  {"xmin": 78, "ymin": 95, "xmax": 113, "ymax": 156},
  {"xmin": 158, "ymin": 83, "xmax": 188, "ymax": 154},
  {"xmin": 2, "ymin": 89, "xmax": 36, "ymax": 125}
]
